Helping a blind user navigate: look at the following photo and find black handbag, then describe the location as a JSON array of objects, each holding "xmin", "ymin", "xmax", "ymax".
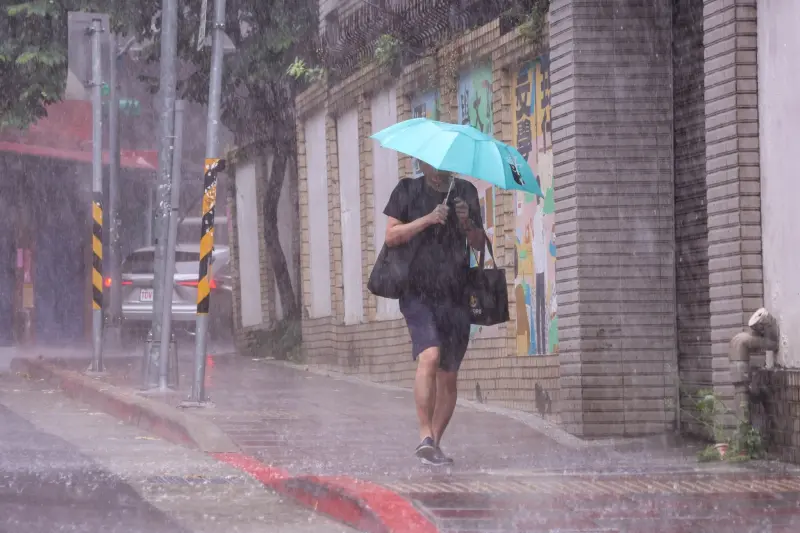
[
  {"xmin": 465, "ymin": 235, "xmax": 510, "ymax": 326},
  {"xmin": 367, "ymin": 240, "xmax": 419, "ymax": 300},
  {"xmin": 368, "ymin": 178, "xmax": 426, "ymax": 300}
]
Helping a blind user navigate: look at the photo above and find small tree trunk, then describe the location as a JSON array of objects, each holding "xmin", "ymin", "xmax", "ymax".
[{"xmin": 262, "ymin": 152, "xmax": 300, "ymax": 322}]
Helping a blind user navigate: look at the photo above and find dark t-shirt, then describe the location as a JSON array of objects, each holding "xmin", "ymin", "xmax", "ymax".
[{"xmin": 383, "ymin": 177, "xmax": 483, "ymax": 302}]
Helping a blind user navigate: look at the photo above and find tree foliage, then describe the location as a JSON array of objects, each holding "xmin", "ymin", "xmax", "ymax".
[
  {"xmin": 1, "ymin": 1, "xmax": 69, "ymax": 128},
  {"xmin": 2, "ymin": 0, "xmax": 319, "ymax": 338},
  {"xmin": 122, "ymin": 0, "xmax": 319, "ymax": 330},
  {"xmin": 0, "ymin": 0, "xmax": 129, "ymax": 128},
  {"xmin": 119, "ymin": 0, "xmax": 318, "ymax": 152}
]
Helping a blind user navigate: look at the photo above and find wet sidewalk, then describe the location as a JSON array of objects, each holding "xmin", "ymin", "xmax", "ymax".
[
  {"xmin": 14, "ymin": 348, "xmax": 800, "ymax": 532},
  {"xmin": 53, "ymin": 350, "xmax": 703, "ymax": 480}
]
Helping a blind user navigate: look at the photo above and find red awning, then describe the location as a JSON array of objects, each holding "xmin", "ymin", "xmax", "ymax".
[
  {"xmin": 0, "ymin": 100, "xmax": 158, "ymax": 171},
  {"xmin": 0, "ymin": 141, "xmax": 157, "ymax": 170}
]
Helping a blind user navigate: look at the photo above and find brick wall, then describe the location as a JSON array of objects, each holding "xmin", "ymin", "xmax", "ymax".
[
  {"xmin": 227, "ymin": 0, "xmax": 800, "ymax": 457},
  {"xmin": 751, "ymin": 369, "xmax": 800, "ymax": 464},
  {"xmin": 293, "ymin": 20, "xmax": 562, "ymax": 420},
  {"xmin": 672, "ymin": 0, "xmax": 710, "ymax": 433},
  {"xmin": 550, "ymin": 0, "xmax": 677, "ymax": 437},
  {"xmin": 702, "ymin": 0, "xmax": 763, "ymax": 415}
]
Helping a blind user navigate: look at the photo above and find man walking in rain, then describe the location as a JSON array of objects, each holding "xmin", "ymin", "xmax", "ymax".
[{"xmin": 383, "ymin": 161, "xmax": 485, "ymax": 466}]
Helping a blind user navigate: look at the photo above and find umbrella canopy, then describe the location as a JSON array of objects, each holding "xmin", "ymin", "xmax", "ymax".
[{"xmin": 371, "ymin": 118, "xmax": 543, "ymax": 196}]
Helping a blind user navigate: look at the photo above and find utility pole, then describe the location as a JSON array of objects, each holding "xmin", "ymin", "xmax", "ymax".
[
  {"xmin": 158, "ymin": 99, "xmax": 185, "ymax": 391},
  {"xmin": 186, "ymin": 0, "xmax": 227, "ymax": 406},
  {"xmin": 106, "ymin": 32, "xmax": 122, "ymax": 349},
  {"xmin": 89, "ymin": 17, "xmax": 105, "ymax": 373},
  {"xmin": 143, "ymin": 0, "xmax": 179, "ymax": 389}
]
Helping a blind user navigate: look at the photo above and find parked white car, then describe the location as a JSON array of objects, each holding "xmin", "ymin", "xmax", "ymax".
[{"xmin": 117, "ymin": 244, "xmax": 233, "ymax": 340}]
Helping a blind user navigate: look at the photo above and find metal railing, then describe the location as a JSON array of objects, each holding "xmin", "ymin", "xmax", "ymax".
[{"xmin": 318, "ymin": 0, "xmax": 535, "ymax": 82}]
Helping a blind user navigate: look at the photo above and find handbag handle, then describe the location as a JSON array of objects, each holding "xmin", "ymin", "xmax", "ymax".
[{"xmin": 469, "ymin": 230, "xmax": 494, "ymax": 269}]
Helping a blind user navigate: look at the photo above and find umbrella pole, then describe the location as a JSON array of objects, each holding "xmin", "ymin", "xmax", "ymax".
[{"xmin": 444, "ymin": 176, "xmax": 455, "ymax": 204}]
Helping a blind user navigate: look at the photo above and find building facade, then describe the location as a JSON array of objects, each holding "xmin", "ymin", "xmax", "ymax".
[{"xmin": 228, "ymin": 0, "xmax": 800, "ymax": 461}]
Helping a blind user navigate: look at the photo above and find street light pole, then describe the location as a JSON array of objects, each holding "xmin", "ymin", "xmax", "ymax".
[
  {"xmin": 89, "ymin": 17, "xmax": 105, "ymax": 373},
  {"xmin": 186, "ymin": 0, "xmax": 227, "ymax": 405},
  {"xmin": 158, "ymin": 99, "xmax": 185, "ymax": 391},
  {"xmin": 144, "ymin": 0, "xmax": 179, "ymax": 389}
]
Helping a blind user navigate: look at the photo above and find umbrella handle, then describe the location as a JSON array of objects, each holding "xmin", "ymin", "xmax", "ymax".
[{"xmin": 443, "ymin": 176, "xmax": 455, "ymax": 205}]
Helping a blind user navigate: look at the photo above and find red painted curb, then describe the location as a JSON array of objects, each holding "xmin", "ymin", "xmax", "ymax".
[
  {"xmin": 213, "ymin": 453, "xmax": 438, "ymax": 533},
  {"xmin": 11, "ymin": 358, "xmax": 438, "ymax": 533}
]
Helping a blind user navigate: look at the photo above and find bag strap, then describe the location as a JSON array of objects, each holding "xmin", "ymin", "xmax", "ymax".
[
  {"xmin": 403, "ymin": 177, "xmax": 427, "ymax": 266},
  {"xmin": 469, "ymin": 230, "xmax": 494, "ymax": 269}
]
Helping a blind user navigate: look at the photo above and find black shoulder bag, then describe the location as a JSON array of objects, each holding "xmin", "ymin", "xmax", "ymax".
[
  {"xmin": 367, "ymin": 240, "xmax": 420, "ymax": 300},
  {"xmin": 367, "ymin": 179, "xmax": 424, "ymax": 300},
  {"xmin": 465, "ymin": 235, "xmax": 510, "ymax": 326}
]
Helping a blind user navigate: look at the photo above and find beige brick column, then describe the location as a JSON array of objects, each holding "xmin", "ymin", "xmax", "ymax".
[
  {"xmin": 396, "ymin": 93, "xmax": 413, "ymax": 178},
  {"xmin": 357, "ymin": 93, "xmax": 376, "ymax": 321},
  {"xmin": 437, "ymin": 45, "xmax": 460, "ymax": 125},
  {"xmin": 296, "ymin": 121, "xmax": 314, "ymax": 315},
  {"xmin": 295, "ymin": 122, "xmax": 310, "ymax": 314},
  {"xmin": 703, "ymin": 0, "xmax": 763, "ymax": 406},
  {"xmin": 550, "ymin": 0, "xmax": 677, "ymax": 437},
  {"xmin": 325, "ymin": 115, "xmax": 344, "ymax": 322}
]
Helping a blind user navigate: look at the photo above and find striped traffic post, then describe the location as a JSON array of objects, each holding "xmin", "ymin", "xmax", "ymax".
[
  {"xmin": 91, "ymin": 195, "xmax": 104, "ymax": 315},
  {"xmin": 196, "ymin": 158, "xmax": 224, "ymax": 315},
  {"xmin": 89, "ymin": 17, "xmax": 104, "ymax": 373},
  {"xmin": 189, "ymin": 157, "xmax": 225, "ymax": 403},
  {"xmin": 90, "ymin": 192, "xmax": 104, "ymax": 372},
  {"xmin": 186, "ymin": 0, "xmax": 227, "ymax": 407}
]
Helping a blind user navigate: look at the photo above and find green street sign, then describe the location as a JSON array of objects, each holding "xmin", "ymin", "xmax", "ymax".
[
  {"xmin": 101, "ymin": 83, "xmax": 110, "ymax": 97},
  {"xmin": 119, "ymin": 99, "xmax": 141, "ymax": 116}
]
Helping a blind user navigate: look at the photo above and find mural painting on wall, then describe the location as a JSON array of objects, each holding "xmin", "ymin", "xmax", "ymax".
[
  {"xmin": 457, "ymin": 64, "xmax": 497, "ymax": 339},
  {"xmin": 512, "ymin": 54, "xmax": 557, "ymax": 356},
  {"xmin": 411, "ymin": 91, "xmax": 438, "ymax": 178}
]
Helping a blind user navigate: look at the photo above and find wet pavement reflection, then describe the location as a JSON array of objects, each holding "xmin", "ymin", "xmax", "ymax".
[{"xmin": 0, "ymin": 404, "xmax": 188, "ymax": 533}]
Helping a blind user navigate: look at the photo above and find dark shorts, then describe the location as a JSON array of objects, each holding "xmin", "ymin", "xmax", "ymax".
[{"xmin": 399, "ymin": 295, "xmax": 471, "ymax": 372}]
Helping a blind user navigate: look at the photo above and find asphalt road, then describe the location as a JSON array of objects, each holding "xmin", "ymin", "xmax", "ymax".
[
  {"xmin": 0, "ymin": 374, "xmax": 355, "ymax": 533},
  {"xmin": 0, "ymin": 403, "xmax": 191, "ymax": 532}
]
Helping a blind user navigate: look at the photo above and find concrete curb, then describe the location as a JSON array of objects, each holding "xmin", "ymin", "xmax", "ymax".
[
  {"xmin": 10, "ymin": 357, "xmax": 239, "ymax": 453},
  {"xmin": 9, "ymin": 357, "xmax": 438, "ymax": 533}
]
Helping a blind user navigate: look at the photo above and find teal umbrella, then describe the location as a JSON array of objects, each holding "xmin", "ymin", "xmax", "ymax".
[{"xmin": 371, "ymin": 117, "xmax": 543, "ymax": 196}]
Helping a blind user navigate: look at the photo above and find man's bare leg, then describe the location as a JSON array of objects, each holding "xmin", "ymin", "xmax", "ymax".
[
  {"xmin": 432, "ymin": 370, "xmax": 458, "ymax": 447},
  {"xmin": 414, "ymin": 347, "xmax": 439, "ymax": 442}
]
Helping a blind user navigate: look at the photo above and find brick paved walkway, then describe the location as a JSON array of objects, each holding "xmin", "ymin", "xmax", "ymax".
[{"xmin": 42, "ymin": 349, "xmax": 800, "ymax": 532}]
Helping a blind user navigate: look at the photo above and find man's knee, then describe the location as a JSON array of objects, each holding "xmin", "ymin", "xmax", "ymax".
[{"xmin": 417, "ymin": 347, "xmax": 440, "ymax": 370}]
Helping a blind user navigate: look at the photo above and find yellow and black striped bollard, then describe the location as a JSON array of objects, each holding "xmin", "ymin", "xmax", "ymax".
[
  {"xmin": 89, "ymin": 192, "xmax": 104, "ymax": 373},
  {"xmin": 196, "ymin": 158, "xmax": 225, "ymax": 315},
  {"xmin": 92, "ymin": 194, "xmax": 104, "ymax": 312}
]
